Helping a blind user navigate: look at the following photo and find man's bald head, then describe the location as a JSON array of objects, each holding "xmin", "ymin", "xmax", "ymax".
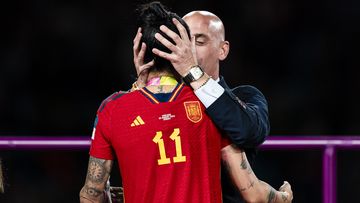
[
  {"xmin": 183, "ymin": 11, "xmax": 225, "ymax": 41},
  {"xmin": 182, "ymin": 10, "xmax": 229, "ymax": 79}
]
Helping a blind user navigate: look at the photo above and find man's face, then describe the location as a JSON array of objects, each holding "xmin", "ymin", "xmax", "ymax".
[{"xmin": 183, "ymin": 15, "xmax": 223, "ymax": 79}]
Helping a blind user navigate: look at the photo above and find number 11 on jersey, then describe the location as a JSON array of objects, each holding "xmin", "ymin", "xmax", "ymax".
[{"xmin": 152, "ymin": 128, "xmax": 186, "ymax": 165}]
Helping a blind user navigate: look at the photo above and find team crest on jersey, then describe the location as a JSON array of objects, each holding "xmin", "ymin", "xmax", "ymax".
[{"xmin": 183, "ymin": 101, "xmax": 202, "ymax": 123}]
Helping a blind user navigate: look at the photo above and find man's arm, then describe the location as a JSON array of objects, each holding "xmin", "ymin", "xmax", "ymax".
[
  {"xmin": 221, "ymin": 145, "xmax": 293, "ymax": 203},
  {"xmin": 150, "ymin": 19, "xmax": 269, "ymax": 148},
  {"xmin": 80, "ymin": 156, "xmax": 113, "ymax": 203},
  {"xmin": 204, "ymin": 83, "xmax": 270, "ymax": 148}
]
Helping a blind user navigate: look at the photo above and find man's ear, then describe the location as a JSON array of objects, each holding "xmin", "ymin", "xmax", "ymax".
[{"xmin": 219, "ymin": 41, "xmax": 229, "ymax": 61}]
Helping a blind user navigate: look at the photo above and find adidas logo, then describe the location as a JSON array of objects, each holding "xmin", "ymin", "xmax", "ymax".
[{"xmin": 131, "ymin": 116, "xmax": 145, "ymax": 127}]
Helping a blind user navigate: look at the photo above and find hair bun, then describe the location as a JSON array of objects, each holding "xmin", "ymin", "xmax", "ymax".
[{"xmin": 137, "ymin": 1, "xmax": 170, "ymax": 27}]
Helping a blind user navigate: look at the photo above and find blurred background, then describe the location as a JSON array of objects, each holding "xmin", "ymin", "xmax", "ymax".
[{"xmin": 0, "ymin": 0, "xmax": 359, "ymax": 202}]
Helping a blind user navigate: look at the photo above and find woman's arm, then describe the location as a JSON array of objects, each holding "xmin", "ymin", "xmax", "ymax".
[{"xmin": 221, "ymin": 145, "xmax": 293, "ymax": 203}]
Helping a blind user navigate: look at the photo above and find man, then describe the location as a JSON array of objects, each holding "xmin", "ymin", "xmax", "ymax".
[
  {"xmin": 80, "ymin": 3, "xmax": 231, "ymax": 202},
  {"xmin": 133, "ymin": 9, "xmax": 271, "ymax": 203},
  {"xmin": 80, "ymin": 2, "xmax": 292, "ymax": 203}
]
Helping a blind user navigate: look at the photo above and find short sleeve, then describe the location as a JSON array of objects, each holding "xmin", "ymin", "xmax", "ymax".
[{"xmin": 89, "ymin": 105, "xmax": 114, "ymax": 160}]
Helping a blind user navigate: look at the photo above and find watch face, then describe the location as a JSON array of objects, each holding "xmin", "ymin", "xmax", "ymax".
[
  {"xmin": 190, "ymin": 66, "xmax": 203, "ymax": 80},
  {"xmin": 183, "ymin": 66, "xmax": 204, "ymax": 84}
]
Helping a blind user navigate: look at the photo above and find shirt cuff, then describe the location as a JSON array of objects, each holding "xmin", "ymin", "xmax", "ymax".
[{"xmin": 194, "ymin": 78, "xmax": 225, "ymax": 108}]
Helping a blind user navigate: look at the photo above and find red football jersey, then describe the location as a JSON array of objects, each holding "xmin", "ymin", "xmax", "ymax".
[{"xmin": 90, "ymin": 83, "xmax": 229, "ymax": 203}]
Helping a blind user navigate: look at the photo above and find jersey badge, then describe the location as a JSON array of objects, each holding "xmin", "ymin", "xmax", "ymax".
[{"xmin": 183, "ymin": 101, "xmax": 202, "ymax": 123}]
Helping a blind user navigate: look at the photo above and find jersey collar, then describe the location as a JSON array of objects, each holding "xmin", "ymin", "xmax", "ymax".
[{"xmin": 140, "ymin": 83, "xmax": 185, "ymax": 104}]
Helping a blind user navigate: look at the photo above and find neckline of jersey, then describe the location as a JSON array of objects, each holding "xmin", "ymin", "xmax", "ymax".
[{"xmin": 139, "ymin": 83, "xmax": 185, "ymax": 104}]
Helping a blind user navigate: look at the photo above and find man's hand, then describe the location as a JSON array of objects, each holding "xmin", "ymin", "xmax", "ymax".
[
  {"xmin": 133, "ymin": 27, "xmax": 154, "ymax": 89},
  {"xmin": 152, "ymin": 18, "xmax": 198, "ymax": 77}
]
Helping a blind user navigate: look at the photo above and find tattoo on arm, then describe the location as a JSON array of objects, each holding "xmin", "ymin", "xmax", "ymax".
[
  {"xmin": 222, "ymin": 149, "xmax": 257, "ymax": 192},
  {"xmin": 239, "ymin": 179, "xmax": 255, "ymax": 192},
  {"xmin": 81, "ymin": 156, "xmax": 113, "ymax": 200},
  {"xmin": 267, "ymin": 187, "xmax": 277, "ymax": 203},
  {"xmin": 240, "ymin": 152, "xmax": 253, "ymax": 174},
  {"xmin": 87, "ymin": 157, "xmax": 109, "ymax": 183},
  {"xmin": 82, "ymin": 185, "xmax": 103, "ymax": 198},
  {"xmin": 281, "ymin": 192, "xmax": 288, "ymax": 202}
]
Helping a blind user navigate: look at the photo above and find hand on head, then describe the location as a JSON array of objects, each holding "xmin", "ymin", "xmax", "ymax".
[
  {"xmin": 151, "ymin": 18, "xmax": 198, "ymax": 77},
  {"xmin": 133, "ymin": 27, "xmax": 154, "ymax": 88}
]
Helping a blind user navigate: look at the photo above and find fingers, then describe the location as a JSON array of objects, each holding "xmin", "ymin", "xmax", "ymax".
[
  {"xmin": 138, "ymin": 60, "xmax": 154, "ymax": 77},
  {"xmin": 144, "ymin": 59, "xmax": 155, "ymax": 69},
  {"xmin": 172, "ymin": 18, "xmax": 190, "ymax": 41},
  {"xmin": 159, "ymin": 24, "xmax": 183, "ymax": 45},
  {"xmin": 155, "ymin": 32, "xmax": 177, "ymax": 52},
  {"xmin": 133, "ymin": 27, "xmax": 146, "ymax": 73},
  {"xmin": 133, "ymin": 29, "xmax": 147, "ymax": 75},
  {"xmin": 136, "ymin": 42, "xmax": 147, "ymax": 66},
  {"xmin": 279, "ymin": 181, "xmax": 293, "ymax": 202},
  {"xmin": 152, "ymin": 48, "xmax": 174, "ymax": 61},
  {"xmin": 280, "ymin": 181, "xmax": 291, "ymax": 190},
  {"xmin": 190, "ymin": 36, "xmax": 197, "ymax": 61},
  {"xmin": 133, "ymin": 27, "xmax": 142, "ymax": 56}
]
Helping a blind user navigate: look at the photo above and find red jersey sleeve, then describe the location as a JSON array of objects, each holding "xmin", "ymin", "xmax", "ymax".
[{"xmin": 89, "ymin": 97, "xmax": 116, "ymax": 160}]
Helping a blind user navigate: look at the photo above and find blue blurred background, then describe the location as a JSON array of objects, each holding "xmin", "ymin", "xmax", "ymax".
[{"xmin": 0, "ymin": 0, "xmax": 359, "ymax": 202}]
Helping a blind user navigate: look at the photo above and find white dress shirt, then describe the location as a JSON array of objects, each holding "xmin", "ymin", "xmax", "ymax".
[{"xmin": 194, "ymin": 77, "xmax": 225, "ymax": 108}]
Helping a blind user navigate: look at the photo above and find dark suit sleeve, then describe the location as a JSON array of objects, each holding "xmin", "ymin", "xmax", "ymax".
[{"xmin": 206, "ymin": 82, "xmax": 270, "ymax": 148}]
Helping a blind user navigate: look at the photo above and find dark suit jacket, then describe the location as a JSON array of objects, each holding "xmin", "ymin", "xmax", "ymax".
[{"xmin": 206, "ymin": 77, "xmax": 270, "ymax": 203}]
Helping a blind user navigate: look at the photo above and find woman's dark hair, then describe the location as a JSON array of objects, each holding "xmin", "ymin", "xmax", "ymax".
[{"xmin": 137, "ymin": 1, "xmax": 191, "ymax": 74}]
